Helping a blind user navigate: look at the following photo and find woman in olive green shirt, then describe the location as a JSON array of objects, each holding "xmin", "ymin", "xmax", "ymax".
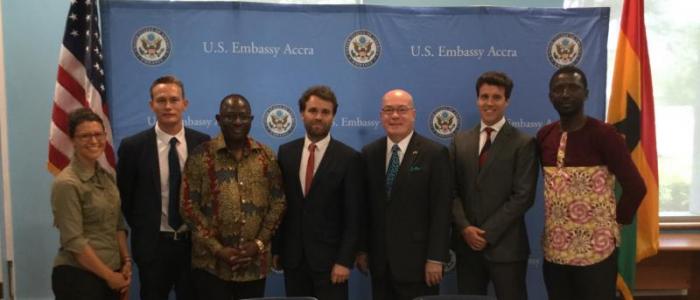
[{"xmin": 51, "ymin": 108, "xmax": 131, "ymax": 300}]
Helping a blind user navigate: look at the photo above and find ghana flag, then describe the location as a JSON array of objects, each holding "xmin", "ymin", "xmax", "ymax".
[{"xmin": 606, "ymin": 0, "xmax": 659, "ymax": 298}]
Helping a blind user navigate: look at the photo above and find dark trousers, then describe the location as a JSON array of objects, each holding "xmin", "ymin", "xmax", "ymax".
[
  {"xmin": 456, "ymin": 251, "xmax": 528, "ymax": 300},
  {"xmin": 137, "ymin": 234, "xmax": 194, "ymax": 300},
  {"xmin": 284, "ymin": 259, "xmax": 348, "ymax": 300},
  {"xmin": 192, "ymin": 268, "xmax": 266, "ymax": 300},
  {"xmin": 52, "ymin": 265, "xmax": 119, "ymax": 300},
  {"xmin": 543, "ymin": 249, "xmax": 618, "ymax": 300},
  {"xmin": 371, "ymin": 263, "xmax": 438, "ymax": 300}
]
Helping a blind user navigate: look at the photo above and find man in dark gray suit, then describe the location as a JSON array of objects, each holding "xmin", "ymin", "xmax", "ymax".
[
  {"xmin": 450, "ymin": 71, "xmax": 538, "ymax": 300},
  {"xmin": 358, "ymin": 89, "xmax": 452, "ymax": 300}
]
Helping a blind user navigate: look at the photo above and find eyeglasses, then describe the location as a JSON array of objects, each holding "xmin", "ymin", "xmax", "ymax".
[
  {"xmin": 381, "ymin": 106, "xmax": 414, "ymax": 115},
  {"xmin": 219, "ymin": 113, "xmax": 253, "ymax": 123},
  {"xmin": 75, "ymin": 132, "xmax": 106, "ymax": 142}
]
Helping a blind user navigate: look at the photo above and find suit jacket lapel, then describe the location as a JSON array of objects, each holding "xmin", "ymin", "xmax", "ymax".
[
  {"xmin": 478, "ymin": 122, "xmax": 512, "ymax": 178},
  {"xmin": 146, "ymin": 128, "xmax": 161, "ymax": 200},
  {"xmin": 289, "ymin": 139, "xmax": 304, "ymax": 198},
  {"xmin": 389, "ymin": 134, "xmax": 422, "ymax": 200},
  {"xmin": 467, "ymin": 125, "xmax": 481, "ymax": 176},
  {"xmin": 184, "ymin": 128, "xmax": 195, "ymax": 153},
  {"xmin": 373, "ymin": 139, "xmax": 388, "ymax": 202},
  {"xmin": 309, "ymin": 139, "xmax": 335, "ymax": 195}
]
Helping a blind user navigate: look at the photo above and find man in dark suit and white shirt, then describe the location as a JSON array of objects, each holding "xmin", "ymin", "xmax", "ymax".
[
  {"xmin": 117, "ymin": 75, "xmax": 209, "ymax": 300},
  {"xmin": 450, "ymin": 71, "xmax": 538, "ymax": 300},
  {"xmin": 357, "ymin": 89, "xmax": 452, "ymax": 300},
  {"xmin": 273, "ymin": 85, "xmax": 363, "ymax": 300}
]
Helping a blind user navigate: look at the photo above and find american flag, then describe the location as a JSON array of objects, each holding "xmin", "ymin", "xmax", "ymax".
[{"xmin": 48, "ymin": 0, "xmax": 115, "ymax": 175}]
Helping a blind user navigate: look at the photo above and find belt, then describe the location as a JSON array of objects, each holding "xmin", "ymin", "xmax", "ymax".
[{"xmin": 159, "ymin": 231, "xmax": 190, "ymax": 241}]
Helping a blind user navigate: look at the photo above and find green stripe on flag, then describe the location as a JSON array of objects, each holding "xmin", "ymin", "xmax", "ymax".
[{"xmin": 616, "ymin": 183, "xmax": 638, "ymax": 291}]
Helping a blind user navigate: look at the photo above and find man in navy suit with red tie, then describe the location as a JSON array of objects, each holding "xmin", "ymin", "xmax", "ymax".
[{"xmin": 273, "ymin": 85, "xmax": 363, "ymax": 300}]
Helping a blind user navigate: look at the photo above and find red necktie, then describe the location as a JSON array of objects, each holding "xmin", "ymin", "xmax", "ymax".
[
  {"xmin": 479, "ymin": 127, "xmax": 494, "ymax": 169},
  {"xmin": 304, "ymin": 143, "xmax": 316, "ymax": 196}
]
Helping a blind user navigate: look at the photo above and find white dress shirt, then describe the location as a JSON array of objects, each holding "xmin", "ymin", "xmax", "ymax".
[
  {"xmin": 385, "ymin": 131, "xmax": 414, "ymax": 172},
  {"xmin": 154, "ymin": 123, "xmax": 187, "ymax": 232},
  {"xmin": 479, "ymin": 117, "xmax": 506, "ymax": 153},
  {"xmin": 299, "ymin": 134, "xmax": 331, "ymax": 196}
]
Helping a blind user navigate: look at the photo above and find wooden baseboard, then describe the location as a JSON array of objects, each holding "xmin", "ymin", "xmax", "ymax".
[{"xmin": 636, "ymin": 232, "xmax": 700, "ymax": 298}]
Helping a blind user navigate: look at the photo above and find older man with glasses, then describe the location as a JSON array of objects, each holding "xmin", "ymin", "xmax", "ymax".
[{"xmin": 357, "ymin": 89, "xmax": 452, "ymax": 300}]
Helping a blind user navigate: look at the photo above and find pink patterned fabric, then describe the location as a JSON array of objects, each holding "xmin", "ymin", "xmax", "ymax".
[{"xmin": 542, "ymin": 132, "xmax": 619, "ymax": 266}]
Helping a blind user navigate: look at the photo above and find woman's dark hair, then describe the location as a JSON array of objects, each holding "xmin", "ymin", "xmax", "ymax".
[{"xmin": 68, "ymin": 108, "xmax": 104, "ymax": 138}]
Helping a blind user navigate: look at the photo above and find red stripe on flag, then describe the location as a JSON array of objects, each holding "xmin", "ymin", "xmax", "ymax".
[
  {"xmin": 57, "ymin": 66, "xmax": 89, "ymax": 109},
  {"xmin": 52, "ymin": 104, "xmax": 70, "ymax": 135},
  {"xmin": 104, "ymin": 143, "xmax": 116, "ymax": 168},
  {"xmin": 638, "ymin": 21, "xmax": 658, "ymax": 180},
  {"xmin": 620, "ymin": 0, "xmax": 642, "ymax": 54},
  {"xmin": 48, "ymin": 143, "xmax": 71, "ymax": 171},
  {"xmin": 50, "ymin": 0, "xmax": 115, "ymax": 175},
  {"xmin": 620, "ymin": 0, "xmax": 658, "ymax": 180},
  {"xmin": 101, "ymin": 104, "xmax": 110, "ymax": 118}
]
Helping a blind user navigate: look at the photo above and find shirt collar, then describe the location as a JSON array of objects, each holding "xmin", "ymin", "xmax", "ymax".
[
  {"xmin": 154, "ymin": 122, "xmax": 186, "ymax": 144},
  {"xmin": 70, "ymin": 155, "xmax": 102, "ymax": 182},
  {"xmin": 304, "ymin": 134, "xmax": 331, "ymax": 152},
  {"xmin": 480, "ymin": 117, "xmax": 506, "ymax": 133},
  {"xmin": 211, "ymin": 134, "xmax": 261, "ymax": 154},
  {"xmin": 386, "ymin": 130, "xmax": 414, "ymax": 153}
]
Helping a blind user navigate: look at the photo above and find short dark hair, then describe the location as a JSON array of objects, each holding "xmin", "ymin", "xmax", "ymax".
[
  {"xmin": 219, "ymin": 94, "xmax": 250, "ymax": 112},
  {"xmin": 298, "ymin": 85, "xmax": 338, "ymax": 115},
  {"xmin": 475, "ymin": 71, "xmax": 513, "ymax": 99},
  {"xmin": 150, "ymin": 75, "xmax": 185, "ymax": 99},
  {"xmin": 549, "ymin": 65, "xmax": 588, "ymax": 89},
  {"xmin": 68, "ymin": 108, "xmax": 104, "ymax": 138}
]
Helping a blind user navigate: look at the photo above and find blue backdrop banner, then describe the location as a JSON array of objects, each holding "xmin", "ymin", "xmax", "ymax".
[{"xmin": 101, "ymin": 1, "xmax": 609, "ymax": 299}]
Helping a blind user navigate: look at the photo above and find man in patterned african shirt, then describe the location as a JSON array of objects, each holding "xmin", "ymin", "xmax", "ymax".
[
  {"xmin": 181, "ymin": 94, "xmax": 286, "ymax": 300},
  {"xmin": 537, "ymin": 65, "xmax": 646, "ymax": 300}
]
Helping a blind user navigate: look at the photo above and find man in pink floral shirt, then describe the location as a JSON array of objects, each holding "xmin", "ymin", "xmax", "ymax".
[{"xmin": 537, "ymin": 65, "xmax": 646, "ymax": 300}]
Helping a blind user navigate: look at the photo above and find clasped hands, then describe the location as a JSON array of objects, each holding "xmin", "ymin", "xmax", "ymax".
[
  {"xmin": 104, "ymin": 261, "xmax": 131, "ymax": 299},
  {"xmin": 463, "ymin": 226, "xmax": 487, "ymax": 251},
  {"xmin": 216, "ymin": 241, "xmax": 260, "ymax": 271}
]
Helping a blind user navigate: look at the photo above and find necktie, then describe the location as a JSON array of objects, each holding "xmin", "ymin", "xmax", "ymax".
[
  {"xmin": 479, "ymin": 127, "xmax": 494, "ymax": 169},
  {"xmin": 304, "ymin": 143, "xmax": 316, "ymax": 196},
  {"xmin": 168, "ymin": 137, "xmax": 182, "ymax": 230},
  {"xmin": 385, "ymin": 144, "xmax": 400, "ymax": 196}
]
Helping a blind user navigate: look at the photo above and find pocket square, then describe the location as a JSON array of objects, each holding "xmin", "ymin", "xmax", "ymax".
[{"xmin": 409, "ymin": 166, "xmax": 422, "ymax": 172}]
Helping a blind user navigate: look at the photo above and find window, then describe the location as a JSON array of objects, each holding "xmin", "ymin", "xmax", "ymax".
[{"xmin": 569, "ymin": 0, "xmax": 700, "ymax": 218}]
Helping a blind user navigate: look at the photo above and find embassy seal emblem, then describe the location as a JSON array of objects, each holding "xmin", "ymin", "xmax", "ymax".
[
  {"xmin": 547, "ymin": 32, "xmax": 583, "ymax": 68},
  {"xmin": 132, "ymin": 26, "xmax": 171, "ymax": 65},
  {"xmin": 429, "ymin": 106, "xmax": 461, "ymax": 139},
  {"xmin": 263, "ymin": 104, "xmax": 296, "ymax": 138},
  {"xmin": 345, "ymin": 30, "xmax": 381, "ymax": 68}
]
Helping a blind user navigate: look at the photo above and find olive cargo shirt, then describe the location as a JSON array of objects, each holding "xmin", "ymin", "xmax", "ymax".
[{"xmin": 51, "ymin": 158, "xmax": 127, "ymax": 270}]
